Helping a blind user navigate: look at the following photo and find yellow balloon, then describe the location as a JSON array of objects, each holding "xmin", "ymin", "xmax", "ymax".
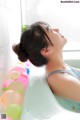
[
  {"xmin": 0, "ymin": 90, "xmax": 23, "ymax": 109},
  {"xmin": 8, "ymin": 81, "xmax": 25, "ymax": 94},
  {"xmin": 17, "ymin": 61, "xmax": 25, "ymax": 66},
  {"xmin": 8, "ymin": 71, "xmax": 20, "ymax": 80}
]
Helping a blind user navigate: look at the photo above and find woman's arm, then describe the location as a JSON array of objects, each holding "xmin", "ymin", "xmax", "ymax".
[{"xmin": 48, "ymin": 73, "xmax": 80, "ymax": 102}]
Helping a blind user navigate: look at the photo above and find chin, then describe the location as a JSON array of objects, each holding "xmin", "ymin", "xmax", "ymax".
[{"xmin": 64, "ymin": 37, "xmax": 68, "ymax": 44}]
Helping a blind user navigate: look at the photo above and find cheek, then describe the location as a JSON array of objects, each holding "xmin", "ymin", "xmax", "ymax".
[
  {"xmin": 52, "ymin": 35, "xmax": 62, "ymax": 46},
  {"xmin": 49, "ymin": 34, "xmax": 58, "ymax": 45},
  {"xmin": 49, "ymin": 32, "xmax": 66, "ymax": 48},
  {"xmin": 54, "ymin": 37, "xmax": 65, "ymax": 49}
]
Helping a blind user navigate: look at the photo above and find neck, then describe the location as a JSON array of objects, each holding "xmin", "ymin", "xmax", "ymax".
[{"xmin": 46, "ymin": 51, "xmax": 66, "ymax": 73}]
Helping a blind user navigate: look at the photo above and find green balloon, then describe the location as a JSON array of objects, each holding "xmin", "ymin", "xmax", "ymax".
[
  {"xmin": 6, "ymin": 104, "xmax": 22, "ymax": 120},
  {"xmin": 21, "ymin": 25, "xmax": 29, "ymax": 32}
]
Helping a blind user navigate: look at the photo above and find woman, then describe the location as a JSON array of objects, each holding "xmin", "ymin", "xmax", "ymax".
[{"xmin": 12, "ymin": 21, "xmax": 80, "ymax": 112}]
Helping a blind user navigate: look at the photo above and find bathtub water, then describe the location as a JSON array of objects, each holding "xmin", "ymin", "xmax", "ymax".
[
  {"xmin": 19, "ymin": 66, "xmax": 66, "ymax": 119},
  {"xmin": 20, "ymin": 66, "xmax": 80, "ymax": 120}
]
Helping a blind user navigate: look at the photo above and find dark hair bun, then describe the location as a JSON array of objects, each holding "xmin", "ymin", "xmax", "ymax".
[{"xmin": 12, "ymin": 43, "xmax": 28, "ymax": 62}]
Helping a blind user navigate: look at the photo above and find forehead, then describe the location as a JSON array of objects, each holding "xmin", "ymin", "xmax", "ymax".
[
  {"xmin": 40, "ymin": 23, "xmax": 59, "ymax": 33},
  {"xmin": 41, "ymin": 23, "xmax": 50, "ymax": 29}
]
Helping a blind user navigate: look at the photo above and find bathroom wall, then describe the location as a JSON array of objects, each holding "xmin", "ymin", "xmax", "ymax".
[{"xmin": 0, "ymin": 4, "xmax": 10, "ymax": 93}]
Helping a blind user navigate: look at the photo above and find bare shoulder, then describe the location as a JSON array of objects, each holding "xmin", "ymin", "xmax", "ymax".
[
  {"xmin": 48, "ymin": 72, "xmax": 80, "ymax": 85},
  {"xmin": 47, "ymin": 73, "xmax": 80, "ymax": 101}
]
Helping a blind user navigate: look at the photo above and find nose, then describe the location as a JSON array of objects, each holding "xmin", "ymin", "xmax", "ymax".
[
  {"xmin": 53, "ymin": 29, "xmax": 59, "ymax": 33},
  {"xmin": 52, "ymin": 29, "xmax": 64, "ymax": 37}
]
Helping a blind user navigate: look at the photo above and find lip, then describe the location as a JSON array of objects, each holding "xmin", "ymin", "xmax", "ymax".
[
  {"xmin": 61, "ymin": 35, "xmax": 64, "ymax": 38},
  {"xmin": 59, "ymin": 33, "xmax": 64, "ymax": 38}
]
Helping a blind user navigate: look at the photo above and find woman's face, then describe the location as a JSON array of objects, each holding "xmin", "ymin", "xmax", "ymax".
[{"xmin": 43, "ymin": 25, "xmax": 67, "ymax": 51}]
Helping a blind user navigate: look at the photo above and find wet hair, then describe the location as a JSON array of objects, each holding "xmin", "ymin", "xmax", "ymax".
[{"xmin": 12, "ymin": 21, "xmax": 53, "ymax": 67}]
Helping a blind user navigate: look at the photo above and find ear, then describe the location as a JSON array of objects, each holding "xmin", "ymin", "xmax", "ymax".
[{"xmin": 40, "ymin": 47, "xmax": 52, "ymax": 57}]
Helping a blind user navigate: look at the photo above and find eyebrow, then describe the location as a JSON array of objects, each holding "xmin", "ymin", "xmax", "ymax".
[
  {"xmin": 42, "ymin": 25, "xmax": 50, "ymax": 33},
  {"xmin": 45, "ymin": 24, "xmax": 50, "ymax": 30},
  {"xmin": 46, "ymin": 26, "xmax": 50, "ymax": 31}
]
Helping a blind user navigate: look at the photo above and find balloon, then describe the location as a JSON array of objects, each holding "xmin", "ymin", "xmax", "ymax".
[
  {"xmin": 2, "ymin": 80, "xmax": 14, "ymax": 90},
  {"xmin": 16, "ymin": 61, "xmax": 25, "ymax": 67},
  {"xmin": 6, "ymin": 104, "xmax": 22, "ymax": 120},
  {"xmin": 0, "ymin": 113, "xmax": 14, "ymax": 120},
  {"xmin": 17, "ymin": 72, "xmax": 28, "ymax": 88},
  {"xmin": 25, "ymin": 60, "xmax": 31, "ymax": 74},
  {"xmin": 0, "ymin": 102, "xmax": 5, "ymax": 113},
  {"xmin": 8, "ymin": 71, "xmax": 20, "ymax": 80},
  {"xmin": 26, "ymin": 68, "xmax": 30, "ymax": 74},
  {"xmin": 11, "ymin": 66, "xmax": 26, "ymax": 75},
  {"xmin": 0, "ymin": 90, "xmax": 22, "ymax": 109},
  {"xmin": 6, "ymin": 117, "xmax": 13, "ymax": 120},
  {"xmin": 8, "ymin": 81, "xmax": 25, "ymax": 94}
]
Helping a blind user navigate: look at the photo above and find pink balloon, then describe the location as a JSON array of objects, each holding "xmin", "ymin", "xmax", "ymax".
[
  {"xmin": 6, "ymin": 117, "xmax": 13, "ymax": 120},
  {"xmin": 2, "ymin": 80, "xmax": 14, "ymax": 88},
  {"xmin": 17, "ymin": 72, "xmax": 28, "ymax": 88}
]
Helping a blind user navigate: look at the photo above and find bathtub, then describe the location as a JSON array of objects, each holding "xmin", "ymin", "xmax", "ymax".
[{"xmin": 20, "ymin": 66, "xmax": 80, "ymax": 120}]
